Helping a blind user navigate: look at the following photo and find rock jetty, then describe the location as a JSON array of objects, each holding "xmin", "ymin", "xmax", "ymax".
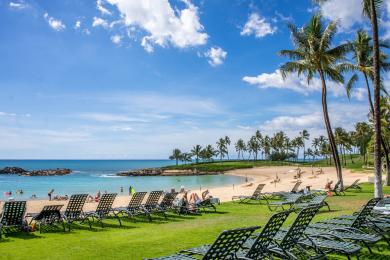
[
  {"xmin": 0, "ymin": 167, "xmax": 72, "ymax": 176},
  {"xmin": 117, "ymin": 168, "xmax": 222, "ymax": 176}
]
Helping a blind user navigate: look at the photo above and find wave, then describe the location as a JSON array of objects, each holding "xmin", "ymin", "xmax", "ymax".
[{"xmin": 99, "ymin": 174, "xmax": 123, "ymax": 178}]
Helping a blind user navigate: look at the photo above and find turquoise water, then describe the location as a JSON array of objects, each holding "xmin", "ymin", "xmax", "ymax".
[{"xmin": 0, "ymin": 160, "xmax": 245, "ymax": 200}]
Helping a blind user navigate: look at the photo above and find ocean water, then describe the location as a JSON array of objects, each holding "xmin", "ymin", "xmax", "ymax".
[{"xmin": 0, "ymin": 160, "xmax": 245, "ymax": 200}]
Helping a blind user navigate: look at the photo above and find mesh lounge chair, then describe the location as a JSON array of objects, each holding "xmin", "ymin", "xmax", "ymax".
[
  {"xmin": 197, "ymin": 198, "xmax": 217, "ymax": 213},
  {"xmin": 240, "ymin": 210, "xmax": 292, "ymax": 259},
  {"xmin": 114, "ymin": 192, "xmax": 148, "ymax": 221},
  {"xmin": 62, "ymin": 194, "xmax": 90, "ymax": 231},
  {"xmin": 158, "ymin": 192, "xmax": 178, "ymax": 212},
  {"xmin": 146, "ymin": 226, "xmax": 260, "ymax": 260},
  {"xmin": 344, "ymin": 179, "xmax": 361, "ymax": 192},
  {"xmin": 292, "ymin": 194, "xmax": 331, "ymax": 212},
  {"xmin": 85, "ymin": 193, "xmax": 119, "ymax": 227},
  {"xmin": 268, "ymin": 205, "xmax": 324, "ymax": 259},
  {"xmin": 143, "ymin": 191, "xmax": 164, "ymax": 221},
  {"xmin": 266, "ymin": 181, "xmax": 303, "ymax": 200},
  {"xmin": 331, "ymin": 180, "xmax": 345, "ymax": 196},
  {"xmin": 267, "ymin": 193, "xmax": 303, "ymax": 212},
  {"xmin": 232, "ymin": 184, "xmax": 266, "ymax": 203},
  {"xmin": 30, "ymin": 205, "xmax": 65, "ymax": 233},
  {"xmin": 0, "ymin": 201, "xmax": 27, "ymax": 238}
]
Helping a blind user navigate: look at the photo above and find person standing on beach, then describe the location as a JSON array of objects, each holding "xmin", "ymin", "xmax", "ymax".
[{"xmin": 48, "ymin": 189, "xmax": 54, "ymax": 201}]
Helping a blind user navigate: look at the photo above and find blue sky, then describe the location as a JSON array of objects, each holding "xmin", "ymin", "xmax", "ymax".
[{"xmin": 0, "ymin": 0, "xmax": 388, "ymax": 159}]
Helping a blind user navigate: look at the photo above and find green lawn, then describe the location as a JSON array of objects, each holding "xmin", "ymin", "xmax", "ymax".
[
  {"xmin": 1, "ymin": 183, "xmax": 389, "ymax": 259},
  {"xmin": 164, "ymin": 155, "xmax": 372, "ymax": 173}
]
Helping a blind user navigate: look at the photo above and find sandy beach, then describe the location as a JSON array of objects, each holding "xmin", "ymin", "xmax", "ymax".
[{"xmin": 1, "ymin": 166, "xmax": 369, "ymax": 214}]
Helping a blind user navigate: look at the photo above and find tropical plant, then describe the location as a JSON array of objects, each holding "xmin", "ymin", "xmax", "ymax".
[
  {"xmin": 279, "ymin": 14, "xmax": 349, "ymax": 189},
  {"xmin": 247, "ymin": 136, "xmax": 261, "ymax": 161},
  {"xmin": 191, "ymin": 145, "xmax": 202, "ymax": 163},
  {"xmin": 224, "ymin": 136, "xmax": 231, "ymax": 159},
  {"xmin": 235, "ymin": 138, "xmax": 246, "ymax": 160},
  {"xmin": 169, "ymin": 148, "xmax": 182, "ymax": 166},
  {"xmin": 300, "ymin": 129, "xmax": 310, "ymax": 162},
  {"xmin": 216, "ymin": 138, "xmax": 228, "ymax": 161},
  {"xmin": 180, "ymin": 153, "xmax": 192, "ymax": 164}
]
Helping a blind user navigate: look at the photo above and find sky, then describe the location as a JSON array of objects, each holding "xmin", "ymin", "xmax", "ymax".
[{"xmin": 0, "ymin": 0, "xmax": 389, "ymax": 159}]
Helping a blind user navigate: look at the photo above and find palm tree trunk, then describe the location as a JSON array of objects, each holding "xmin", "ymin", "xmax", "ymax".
[
  {"xmin": 319, "ymin": 69, "xmax": 344, "ymax": 189},
  {"xmin": 364, "ymin": 73, "xmax": 390, "ymax": 185},
  {"xmin": 369, "ymin": 0, "xmax": 383, "ymax": 198}
]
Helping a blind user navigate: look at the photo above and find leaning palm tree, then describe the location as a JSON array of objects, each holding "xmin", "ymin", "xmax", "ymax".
[
  {"xmin": 191, "ymin": 145, "xmax": 202, "ymax": 164},
  {"xmin": 235, "ymin": 139, "xmax": 246, "ymax": 160},
  {"xmin": 279, "ymin": 14, "xmax": 349, "ymax": 189},
  {"xmin": 224, "ymin": 136, "xmax": 231, "ymax": 160}
]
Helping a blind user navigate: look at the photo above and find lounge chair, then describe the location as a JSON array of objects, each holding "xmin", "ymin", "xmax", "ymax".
[
  {"xmin": 292, "ymin": 193, "xmax": 331, "ymax": 212},
  {"xmin": 241, "ymin": 209, "xmax": 292, "ymax": 259},
  {"xmin": 267, "ymin": 193, "xmax": 303, "ymax": 212},
  {"xmin": 143, "ymin": 191, "xmax": 164, "ymax": 221},
  {"xmin": 30, "ymin": 205, "xmax": 65, "ymax": 233},
  {"xmin": 197, "ymin": 198, "xmax": 217, "ymax": 213},
  {"xmin": 0, "ymin": 201, "xmax": 27, "ymax": 238},
  {"xmin": 158, "ymin": 192, "xmax": 178, "ymax": 212},
  {"xmin": 344, "ymin": 179, "xmax": 362, "ymax": 192},
  {"xmin": 114, "ymin": 192, "xmax": 148, "ymax": 221},
  {"xmin": 331, "ymin": 180, "xmax": 345, "ymax": 196},
  {"xmin": 85, "ymin": 193, "xmax": 119, "ymax": 227},
  {"xmin": 146, "ymin": 226, "xmax": 259, "ymax": 259},
  {"xmin": 232, "ymin": 184, "xmax": 266, "ymax": 203},
  {"xmin": 268, "ymin": 205, "xmax": 324, "ymax": 259},
  {"xmin": 267, "ymin": 181, "xmax": 303, "ymax": 199},
  {"xmin": 62, "ymin": 194, "xmax": 90, "ymax": 231}
]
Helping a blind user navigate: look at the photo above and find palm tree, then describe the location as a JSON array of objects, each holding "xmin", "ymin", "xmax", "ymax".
[
  {"xmin": 279, "ymin": 14, "xmax": 349, "ymax": 189},
  {"xmin": 346, "ymin": 29, "xmax": 390, "ymax": 186},
  {"xmin": 181, "ymin": 153, "xmax": 192, "ymax": 164},
  {"xmin": 247, "ymin": 136, "xmax": 260, "ymax": 161},
  {"xmin": 191, "ymin": 145, "xmax": 202, "ymax": 163},
  {"xmin": 354, "ymin": 122, "xmax": 373, "ymax": 165},
  {"xmin": 224, "ymin": 136, "xmax": 231, "ymax": 159},
  {"xmin": 235, "ymin": 139, "xmax": 246, "ymax": 160},
  {"xmin": 300, "ymin": 130, "xmax": 310, "ymax": 162},
  {"xmin": 364, "ymin": 0, "xmax": 384, "ymax": 198},
  {"xmin": 169, "ymin": 148, "xmax": 182, "ymax": 166},
  {"xmin": 216, "ymin": 138, "xmax": 227, "ymax": 161}
]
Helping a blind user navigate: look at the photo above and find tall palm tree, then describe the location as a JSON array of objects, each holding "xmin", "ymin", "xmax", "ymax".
[
  {"xmin": 279, "ymin": 14, "xmax": 349, "ymax": 189},
  {"xmin": 191, "ymin": 145, "xmax": 202, "ymax": 164},
  {"xmin": 255, "ymin": 130, "xmax": 263, "ymax": 159},
  {"xmin": 224, "ymin": 136, "xmax": 231, "ymax": 160},
  {"xmin": 300, "ymin": 130, "xmax": 310, "ymax": 162},
  {"xmin": 346, "ymin": 29, "xmax": 390, "ymax": 186},
  {"xmin": 216, "ymin": 138, "xmax": 227, "ymax": 161},
  {"xmin": 235, "ymin": 139, "xmax": 246, "ymax": 160},
  {"xmin": 363, "ymin": 0, "xmax": 384, "ymax": 198},
  {"xmin": 169, "ymin": 148, "xmax": 182, "ymax": 166}
]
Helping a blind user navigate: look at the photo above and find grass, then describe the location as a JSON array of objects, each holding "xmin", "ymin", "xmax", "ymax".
[
  {"xmin": 1, "ymin": 183, "xmax": 389, "ymax": 259},
  {"xmin": 164, "ymin": 154, "xmax": 373, "ymax": 173}
]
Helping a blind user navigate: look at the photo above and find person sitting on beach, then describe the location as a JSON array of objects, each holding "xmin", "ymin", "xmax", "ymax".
[{"xmin": 95, "ymin": 191, "xmax": 101, "ymax": 202}]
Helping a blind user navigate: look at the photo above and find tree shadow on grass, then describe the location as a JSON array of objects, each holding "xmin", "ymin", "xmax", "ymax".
[{"xmin": 1, "ymin": 231, "xmax": 41, "ymax": 241}]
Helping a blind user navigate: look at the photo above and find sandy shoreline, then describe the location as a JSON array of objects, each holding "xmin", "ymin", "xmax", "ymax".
[{"xmin": 0, "ymin": 166, "xmax": 370, "ymax": 214}]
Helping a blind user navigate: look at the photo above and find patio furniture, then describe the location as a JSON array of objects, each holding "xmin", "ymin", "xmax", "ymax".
[{"xmin": 0, "ymin": 201, "xmax": 27, "ymax": 238}]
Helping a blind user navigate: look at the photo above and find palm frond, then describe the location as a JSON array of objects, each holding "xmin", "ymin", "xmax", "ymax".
[
  {"xmin": 278, "ymin": 50, "xmax": 306, "ymax": 60},
  {"xmin": 346, "ymin": 74, "xmax": 359, "ymax": 100}
]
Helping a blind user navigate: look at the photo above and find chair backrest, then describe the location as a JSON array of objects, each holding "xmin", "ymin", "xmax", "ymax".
[
  {"xmin": 160, "ymin": 192, "xmax": 178, "ymax": 208},
  {"xmin": 252, "ymin": 184, "xmax": 266, "ymax": 197},
  {"xmin": 352, "ymin": 198, "xmax": 381, "ymax": 228},
  {"xmin": 64, "ymin": 194, "xmax": 88, "ymax": 218},
  {"xmin": 144, "ymin": 191, "xmax": 163, "ymax": 207},
  {"xmin": 309, "ymin": 194, "xmax": 327, "ymax": 205},
  {"xmin": 96, "ymin": 193, "xmax": 117, "ymax": 214},
  {"xmin": 203, "ymin": 226, "xmax": 260, "ymax": 259},
  {"xmin": 246, "ymin": 210, "xmax": 291, "ymax": 259},
  {"xmin": 34, "ymin": 205, "xmax": 63, "ymax": 222},
  {"xmin": 284, "ymin": 193, "xmax": 302, "ymax": 203},
  {"xmin": 291, "ymin": 181, "xmax": 302, "ymax": 193},
  {"xmin": 0, "ymin": 201, "xmax": 26, "ymax": 226},
  {"xmin": 280, "ymin": 205, "xmax": 320, "ymax": 250},
  {"xmin": 333, "ymin": 180, "xmax": 341, "ymax": 191},
  {"xmin": 128, "ymin": 192, "xmax": 147, "ymax": 208}
]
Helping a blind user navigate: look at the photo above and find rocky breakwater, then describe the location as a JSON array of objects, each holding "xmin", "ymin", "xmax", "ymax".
[
  {"xmin": 0, "ymin": 167, "xmax": 72, "ymax": 176},
  {"xmin": 117, "ymin": 168, "xmax": 222, "ymax": 176}
]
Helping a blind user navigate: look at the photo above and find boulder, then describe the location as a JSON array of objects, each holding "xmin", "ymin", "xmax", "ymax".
[{"xmin": 0, "ymin": 167, "xmax": 28, "ymax": 174}]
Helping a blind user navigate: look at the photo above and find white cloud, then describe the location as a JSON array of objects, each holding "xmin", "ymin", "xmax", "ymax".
[
  {"xmin": 79, "ymin": 113, "xmax": 150, "ymax": 123},
  {"xmin": 43, "ymin": 12, "xmax": 66, "ymax": 31},
  {"xmin": 204, "ymin": 47, "xmax": 227, "ymax": 67},
  {"xmin": 241, "ymin": 13, "xmax": 276, "ymax": 38},
  {"xmin": 319, "ymin": 0, "xmax": 364, "ymax": 31},
  {"xmin": 106, "ymin": 0, "xmax": 208, "ymax": 52},
  {"xmin": 74, "ymin": 20, "xmax": 81, "ymax": 29},
  {"xmin": 9, "ymin": 1, "xmax": 28, "ymax": 10},
  {"xmin": 92, "ymin": 17, "xmax": 109, "ymax": 28},
  {"xmin": 111, "ymin": 34, "xmax": 122, "ymax": 45},
  {"xmin": 350, "ymin": 87, "xmax": 367, "ymax": 101},
  {"xmin": 243, "ymin": 69, "xmax": 351, "ymax": 98},
  {"xmin": 97, "ymin": 0, "xmax": 112, "ymax": 15}
]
